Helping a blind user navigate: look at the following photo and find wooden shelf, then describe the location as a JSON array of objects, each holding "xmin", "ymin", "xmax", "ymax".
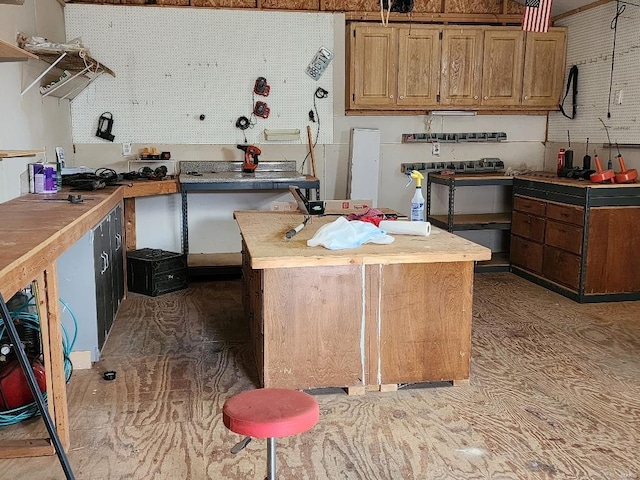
[
  {"xmin": 0, "ymin": 150, "xmax": 44, "ymax": 158},
  {"xmin": 429, "ymin": 212, "xmax": 512, "ymax": 231},
  {"xmin": 475, "ymin": 252, "xmax": 510, "ymax": 273},
  {"xmin": 0, "ymin": 39, "xmax": 38, "ymax": 62}
]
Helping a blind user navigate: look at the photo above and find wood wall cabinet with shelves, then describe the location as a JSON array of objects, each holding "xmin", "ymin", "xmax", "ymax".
[
  {"xmin": 510, "ymin": 175, "xmax": 640, "ymax": 303},
  {"xmin": 347, "ymin": 23, "xmax": 567, "ymax": 113}
]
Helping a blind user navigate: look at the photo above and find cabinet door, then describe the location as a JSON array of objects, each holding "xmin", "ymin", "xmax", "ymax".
[
  {"xmin": 93, "ymin": 219, "xmax": 109, "ymax": 350},
  {"xmin": 397, "ymin": 26, "xmax": 441, "ymax": 107},
  {"xmin": 481, "ymin": 29, "xmax": 524, "ymax": 107},
  {"xmin": 110, "ymin": 205, "xmax": 124, "ymax": 324},
  {"xmin": 349, "ymin": 24, "xmax": 398, "ymax": 108},
  {"xmin": 522, "ymin": 30, "xmax": 567, "ymax": 108},
  {"xmin": 440, "ymin": 28, "xmax": 483, "ymax": 106}
]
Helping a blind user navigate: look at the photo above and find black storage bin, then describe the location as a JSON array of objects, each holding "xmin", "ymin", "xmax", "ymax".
[{"xmin": 127, "ymin": 248, "xmax": 188, "ymax": 297}]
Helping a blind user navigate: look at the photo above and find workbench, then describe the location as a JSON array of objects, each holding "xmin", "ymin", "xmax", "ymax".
[
  {"xmin": 511, "ymin": 173, "xmax": 640, "ymax": 302},
  {"xmin": 0, "ymin": 187, "xmax": 123, "ymax": 458},
  {"xmin": 235, "ymin": 211, "xmax": 491, "ymax": 392}
]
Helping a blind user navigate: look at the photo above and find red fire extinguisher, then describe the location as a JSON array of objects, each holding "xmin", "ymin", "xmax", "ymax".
[{"xmin": 557, "ymin": 148, "xmax": 565, "ymax": 176}]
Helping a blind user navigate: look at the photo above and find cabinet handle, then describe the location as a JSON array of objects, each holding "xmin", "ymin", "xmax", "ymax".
[
  {"xmin": 399, "ymin": 95, "xmax": 404, "ymax": 99},
  {"xmin": 115, "ymin": 233, "xmax": 122, "ymax": 251},
  {"xmin": 100, "ymin": 252, "xmax": 108, "ymax": 274},
  {"xmin": 474, "ymin": 95, "xmax": 478, "ymax": 99},
  {"xmin": 389, "ymin": 95, "xmax": 394, "ymax": 99},
  {"xmin": 524, "ymin": 95, "xmax": 529, "ymax": 100},
  {"xmin": 484, "ymin": 96, "xmax": 488, "ymax": 100}
]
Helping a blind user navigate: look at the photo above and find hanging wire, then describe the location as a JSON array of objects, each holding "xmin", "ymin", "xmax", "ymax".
[{"xmin": 606, "ymin": 0, "xmax": 626, "ymax": 118}]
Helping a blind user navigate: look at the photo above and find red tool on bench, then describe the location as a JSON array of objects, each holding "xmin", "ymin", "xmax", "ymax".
[
  {"xmin": 236, "ymin": 144, "xmax": 261, "ymax": 173},
  {"xmin": 614, "ymin": 145, "xmax": 637, "ymax": 183},
  {"xmin": 590, "ymin": 152, "xmax": 615, "ymax": 183}
]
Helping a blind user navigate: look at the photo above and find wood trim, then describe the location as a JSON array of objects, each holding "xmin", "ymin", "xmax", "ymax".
[
  {"xmin": 124, "ymin": 197, "xmax": 137, "ymax": 251},
  {"xmin": 552, "ymin": 0, "xmax": 612, "ymax": 22},
  {"xmin": 39, "ymin": 267, "xmax": 70, "ymax": 449},
  {"xmin": 345, "ymin": 12, "xmax": 523, "ymax": 24},
  {"xmin": 0, "ymin": 39, "xmax": 38, "ymax": 62},
  {"xmin": 0, "ymin": 150, "xmax": 44, "ymax": 158},
  {"xmin": 0, "ymin": 440, "xmax": 54, "ymax": 459},
  {"xmin": 122, "ymin": 179, "xmax": 180, "ymax": 198},
  {"xmin": 346, "ymin": 109, "xmax": 552, "ymax": 116}
]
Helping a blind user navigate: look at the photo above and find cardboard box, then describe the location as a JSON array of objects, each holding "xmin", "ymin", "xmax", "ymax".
[{"xmin": 324, "ymin": 199, "xmax": 372, "ymax": 214}]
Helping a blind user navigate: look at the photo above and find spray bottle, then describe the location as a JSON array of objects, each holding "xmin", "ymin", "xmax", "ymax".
[{"xmin": 409, "ymin": 170, "xmax": 425, "ymax": 222}]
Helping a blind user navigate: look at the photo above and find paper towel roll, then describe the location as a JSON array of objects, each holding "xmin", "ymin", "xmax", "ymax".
[{"xmin": 379, "ymin": 220, "xmax": 431, "ymax": 236}]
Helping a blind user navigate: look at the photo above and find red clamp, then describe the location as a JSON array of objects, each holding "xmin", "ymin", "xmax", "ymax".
[
  {"xmin": 253, "ymin": 77, "xmax": 270, "ymax": 97},
  {"xmin": 254, "ymin": 101, "xmax": 270, "ymax": 119}
]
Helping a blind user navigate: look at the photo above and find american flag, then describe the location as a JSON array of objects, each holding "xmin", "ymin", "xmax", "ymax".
[{"xmin": 522, "ymin": 0, "xmax": 553, "ymax": 33}]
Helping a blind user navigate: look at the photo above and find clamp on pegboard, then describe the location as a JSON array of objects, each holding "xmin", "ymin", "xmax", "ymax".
[
  {"xmin": 254, "ymin": 101, "xmax": 270, "ymax": 119},
  {"xmin": 254, "ymin": 77, "xmax": 270, "ymax": 96}
]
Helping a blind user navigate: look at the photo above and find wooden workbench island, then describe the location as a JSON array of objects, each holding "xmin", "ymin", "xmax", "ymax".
[{"xmin": 235, "ymin": 211, "xmax": 491, "ymax": 392}]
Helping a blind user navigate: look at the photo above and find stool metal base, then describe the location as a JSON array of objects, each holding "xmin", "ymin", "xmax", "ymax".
[{"xmin": 267, "ymin": 437, "xmax": 276, "ymax": 480}]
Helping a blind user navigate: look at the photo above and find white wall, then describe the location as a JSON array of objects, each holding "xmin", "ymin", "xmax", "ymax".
[
  {"xmin": 0, "ymin": 0, "xmax": 71, "ymax": 202},
  {"xmin": 2, "ymin": 7, "xmax": 549, "ymax": 254},
  {"xmin": 544, "ymin": 2, "xmax": 640, "ymax": 174}
]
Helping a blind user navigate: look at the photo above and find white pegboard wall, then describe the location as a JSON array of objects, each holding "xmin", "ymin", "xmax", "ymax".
[
  {"xmin": 64, "ymin": 5, "xmax": 334, "ymax": 145},
  {"xmin": 549, "ymin": 3, "xmax": 640, "ymax": 146}
]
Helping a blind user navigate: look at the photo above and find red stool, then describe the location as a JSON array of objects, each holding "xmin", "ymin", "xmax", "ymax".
[{"xmin": 223, "ymin": 388, "xmax": 319, "ymax": 480}]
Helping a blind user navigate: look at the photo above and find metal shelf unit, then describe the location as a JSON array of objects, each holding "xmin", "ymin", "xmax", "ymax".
[{"xmin": 426, "ymin": 172, "xmax": 513, "ymax": 272}]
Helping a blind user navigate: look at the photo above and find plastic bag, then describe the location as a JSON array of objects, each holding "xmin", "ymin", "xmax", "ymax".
[{"xmin": 307, "ymin": 217, "xmax": 394, "ymax": 250}]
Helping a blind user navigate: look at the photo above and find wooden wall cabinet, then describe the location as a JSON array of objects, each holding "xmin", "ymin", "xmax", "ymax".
[
  {"xmin": 522, "ymin": 30, "xmax": 567, "ymax": 108},
  {"xmin": 480, "ymin": 29, "xmax": 524, "ymax": 107},
  {"xmin": 348, "ymin": 23, "xmax": 440, "ymax": 109},
  {"xmin": 440, "ymin": 28, "xmax": 483, "ymax": 106},
  {"xmin": 347, "ymin": 23, "xmax": 567, "ymax": 113},
  {"xmin": 510, "ymin": 176, "xmax": 640, "ymax": 303}
]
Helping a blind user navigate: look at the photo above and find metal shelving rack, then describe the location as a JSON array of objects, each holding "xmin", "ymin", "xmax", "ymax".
[{"xmin": 426, "ymin": 172, "xmax": 514, "ymax": 272}]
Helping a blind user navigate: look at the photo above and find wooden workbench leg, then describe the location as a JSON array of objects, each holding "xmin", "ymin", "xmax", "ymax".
[
  {"xmin": 35, "ymin": 267, "xmax": 70, "ymax": 451},
  {"xmin": 124, "ymin": 197, "xmax": 136, "ymax": 251}
]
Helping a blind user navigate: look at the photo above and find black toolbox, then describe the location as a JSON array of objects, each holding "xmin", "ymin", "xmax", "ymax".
[{"xmin": 126, "ymin": 248, "xmax": 188, "ymax": 297}]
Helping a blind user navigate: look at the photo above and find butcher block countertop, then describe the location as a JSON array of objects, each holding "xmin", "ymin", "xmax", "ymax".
[
  {"xmin": 234, "ymin": 211, "xmax": 492, "ymax": 270},
  {"xmin": 0, "ymin": 187, "xmax": 123, "ymax": 299}
]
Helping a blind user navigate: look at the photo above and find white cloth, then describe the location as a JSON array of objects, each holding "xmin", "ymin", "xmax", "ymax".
[{"xmin": 307, "ymin": 217, "xmax": 394, "ymax": 250}]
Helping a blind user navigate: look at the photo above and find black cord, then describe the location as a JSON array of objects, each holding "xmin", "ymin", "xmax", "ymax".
[
  {"xmin": 607, "ymin": 1, "xmax": 625, "ymax": 118},
  {"xmin": 301, "ymin": 92, "xmax": 323, "ymax": 174}
]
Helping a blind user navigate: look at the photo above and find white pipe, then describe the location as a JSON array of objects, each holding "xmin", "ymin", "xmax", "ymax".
[{"xmin": 20, "ymin": 52, "xmax": 67, "ymax": 97}]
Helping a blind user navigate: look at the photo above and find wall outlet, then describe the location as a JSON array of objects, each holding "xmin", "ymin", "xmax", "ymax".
[
  {"xmin": 432, "ymin": 141, "xmax": 440, "ymax": 156},
  {"xmin": 122, "ymin": 142, "xmax": 132, "ymax": 156}
]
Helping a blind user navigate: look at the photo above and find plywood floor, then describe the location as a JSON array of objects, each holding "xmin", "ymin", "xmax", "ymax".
[{"xmin": 1, "ymin": 273, "xmax": 639, "ymax": 479}]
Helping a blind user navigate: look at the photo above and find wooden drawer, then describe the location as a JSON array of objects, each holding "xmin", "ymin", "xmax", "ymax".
[
  {"xmin": 514, "ymin": 195, "xmax": 546, "ymax": 216},
  {"xmin": 511, "ymin": 210, "xmax": 545, "ymax": 242},
  {"xmin": 543, "ymin": 245, "xmax": 581, "ymax": 290},
  {"xmin": 545, "ymin": 219, "xmax": 583, "ymax": 255},
  {"xmin": 510, "ymin": 235, "xmax": 543, "ymax": 274},
  {"xmin": 546, "ymin": 202, "xmax": 584, "ymax": 226}
]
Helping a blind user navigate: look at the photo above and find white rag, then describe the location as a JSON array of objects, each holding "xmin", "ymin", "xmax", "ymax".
[{"xmin": 307, "ymin": 217, "xmax": 394, "ymax": 250}]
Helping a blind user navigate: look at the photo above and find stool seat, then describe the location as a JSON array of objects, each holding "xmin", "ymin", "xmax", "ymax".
[{"xmin": 223, "ymin": 388, "xmax": 319, "ymax": 439}]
